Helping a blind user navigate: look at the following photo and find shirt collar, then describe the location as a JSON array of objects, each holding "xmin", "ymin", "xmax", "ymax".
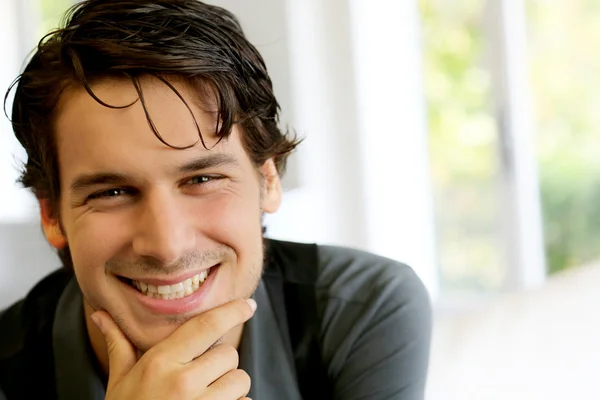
[
  {"xmin": 239, "ymin": 279, "xmax": 303, "ymax": 400},
  {"xmin": 53, "ymin": 278, "xmax": 106, "ymax": 400}
]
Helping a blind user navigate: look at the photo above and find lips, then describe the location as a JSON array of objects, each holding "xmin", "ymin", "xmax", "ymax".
[
  {"xmin": 116, "ymin": 262, "xmax": 219, "ymax": 301},
  {"xmin": 130, "ymin": 268, "xmax": 212, "ymax": 300},
  {"xmin": 117, "ymin": 263, "xmax": 221, "ymax": 315}
]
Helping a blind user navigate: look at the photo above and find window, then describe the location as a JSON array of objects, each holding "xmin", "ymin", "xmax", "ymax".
[
  {"xmin": 420, "ymin": 0, "xmax": 506, "ymax": 294},
  {"xmin": 422, "ymin": 0, "xmax": 600, "ymax": 304},
  {"xmin": 37, "ymin": 0, "xmax": 76, "ymax": 39},
  {"xmin": 0, "ymin": 0, "xmax": 76, "ymax": 222},
  {"xmin": 527, "ymin": 0, "xmax": 600, "ymax": 274}
]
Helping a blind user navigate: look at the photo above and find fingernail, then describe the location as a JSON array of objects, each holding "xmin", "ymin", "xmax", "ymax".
[
  {"xmin": 91, "ymin": 313, "xmax": 104, "ymax": 333},
  {"xmin": 246, "ymin": 298, "xmax": 257, "ymax": 312}
]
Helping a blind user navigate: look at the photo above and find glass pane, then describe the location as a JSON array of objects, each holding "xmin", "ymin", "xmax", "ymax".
[
  {"xmin": 420, "ymin": 0, "xmax": 506, "ymax": 292},
  {"xmin": 527, "ymin": 0, "xmax": 600, "ymax": 274}
]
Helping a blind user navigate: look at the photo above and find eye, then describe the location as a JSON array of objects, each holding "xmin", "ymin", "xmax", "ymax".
[
  {"xmin": 88, "ymin": 188, "xmax": 129, "ymax": 200},
  {"xmin": 186, "ymin": 176, "xmax": 216, "ymax": 185}
]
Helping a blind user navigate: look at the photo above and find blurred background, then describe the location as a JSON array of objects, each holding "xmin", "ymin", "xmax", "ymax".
[{"xmin": 1, "ymin": 0, "xmax": 600, "ymax": 398}]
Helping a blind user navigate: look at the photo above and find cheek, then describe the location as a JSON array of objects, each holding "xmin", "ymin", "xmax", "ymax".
[
  {"xmin": 66, "ymin": 213, "xmax": 138, "ymax": 312},
  {"xmin": 67, "ymin": 213, "xmax": 133, "ymax": 277},
  {"xmin": 195, "ymin": 188, "xmax": 264, "ymax": 261},
  {"xmin": 199, "ymin": 191, "xmax": 262, "ymax": 240}
]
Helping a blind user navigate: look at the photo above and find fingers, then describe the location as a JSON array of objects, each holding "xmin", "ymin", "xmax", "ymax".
[
  {"xmin": 91, "ymin": 300, "xmax": 256, "ymax": 400},
  {"xmin": 184, "ymin": 344, "xmax": 240, "ymax": 389},
  {"xmin": 91, "ymin": 310, "xmax": 138, "ymax": 392},
  {"xmin": 152, "ymin": 298, "xmax": 256, "ymax": 363},
  {"xmin": 202, "ymin": 368, "xmax": 252, "ymax": 400}
]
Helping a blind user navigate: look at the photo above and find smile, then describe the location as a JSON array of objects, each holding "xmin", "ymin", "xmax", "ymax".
[{"xmin": 127, "ymin": 268, "xmax": 213, "ymax": 300}]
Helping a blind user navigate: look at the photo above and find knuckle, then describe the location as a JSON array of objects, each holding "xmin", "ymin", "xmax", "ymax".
[
  {"xmin": 140, "ymin": 352, "xmax": 170, "ymax": 378},
  {"xmin": 222, "ymin": 369, "xmax": 250, "ymax": 389},
  {"xmin": 201, "ymin": 344, "xmax": 239, "ymax": 371},
  {"xmin": 216, "ymin": 344, "xmax": 240, "ymax": 367},
  {"xmin": 232, "ymin": 369, "xmax": 252, "ymax": 390},
  {"xmin": 174, "ymin": 369, "xmax": 198, "ymax": 396},
  {"xmin": 212, "ymin": 369, "xmax": 250, "ymax": 392},
  {"xmin": 105, "ymin": 338, "xmax": 119, "ymax": 357},
  {"xmin": 145, "ymin": 347, "xmax": 166, "ymax": 364}
]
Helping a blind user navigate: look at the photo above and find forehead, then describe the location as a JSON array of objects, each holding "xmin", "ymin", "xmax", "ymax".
[
  {"xmin": 53, "ymin": 77, "xmax": 245, "ymax": 185},
  {"xmin": 55, "ymin": 76, "xmax": 220, "ymax": 150}
]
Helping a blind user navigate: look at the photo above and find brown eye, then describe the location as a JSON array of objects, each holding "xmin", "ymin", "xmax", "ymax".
[
  {"xmin": 187, "ymin": 176, "xmax": 213, "ymax": 185},
  {"xmin": 89, "ymin": 188, "xmax": 127, "ymax": 200}
]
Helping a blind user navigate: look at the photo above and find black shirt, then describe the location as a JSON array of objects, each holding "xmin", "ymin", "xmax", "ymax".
[{"xmin": 0, "ymin": 241, "xmax": 432, "ymax": 399}]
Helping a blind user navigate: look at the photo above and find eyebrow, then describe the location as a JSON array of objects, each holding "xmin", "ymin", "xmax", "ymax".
[
  {"xmin": 69, "ymin": 172, "xmax": 132, "ymax": 195},
  {"xmin": 69, "ymin": 153, "xmax": 239, "ymax": 195},
  {"xmin": 175, "ymin": 153, "xmax": 239, "ymax": 174}
]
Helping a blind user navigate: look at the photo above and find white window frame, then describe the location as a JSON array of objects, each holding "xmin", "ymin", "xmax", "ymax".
[
  {"xmin": 0, "ymin": 0, "xmax": 39, "ymax": 223},
  {"xmin": 419, "ymin": 0, "xmax": 547, "ymax": 313},
  {"xmin": 485, "ymin": 0, "xmax": 547, "ymax": 291}
]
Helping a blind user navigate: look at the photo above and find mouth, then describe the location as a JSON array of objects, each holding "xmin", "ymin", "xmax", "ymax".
[{"xmin": 119, "ymin": 266, "xmax": 216, "ymax": 301}]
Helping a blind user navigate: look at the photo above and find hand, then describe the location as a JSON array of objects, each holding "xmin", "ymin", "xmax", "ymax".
[{"xmin": 91, "ymin": 298, "xmax": 257, "ymax": 400}]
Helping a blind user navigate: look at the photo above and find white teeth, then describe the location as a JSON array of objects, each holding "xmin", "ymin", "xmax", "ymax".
[
  {"xmin": 170, "ymin": 282, "xmax": 184, "ymax": 293},
  {"xmin": 131, "ymin": 269, "xmax": 212, "ymax": 301},
  {"xmin": 199, "ymin": 270, "xmax": 208, "ymax": 282},
  {"xmin": 157, "ymin": 285, "xmax": 170, "ymax": 294}
]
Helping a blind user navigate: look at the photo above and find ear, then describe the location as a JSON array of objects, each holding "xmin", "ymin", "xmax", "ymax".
[
  {"xmin": 259, "ymin": 159, "xmax": 282, "ymax": 214},
  {"xmin": 39, "ymin": 199, "xmax": 68, "ymax": 249}
]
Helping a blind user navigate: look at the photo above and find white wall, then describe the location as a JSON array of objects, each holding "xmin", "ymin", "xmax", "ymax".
[
  {"xmin": 0, "ymin": 0, "xmax": 56, "ymax": 308},
  {"xmin": 0, "ymin": 0, "xmax": 38, "ymax": 223},
  {"xmin": 0, "ymin": 224, "xmax": 60, "ymax": 307},
  {"xmin": 349, "ymin": 0, "xmax": 438, "ymax": 295},
  {"xmin": 267, "ymin": 0, "xmax": 439, "ymax": 296}
]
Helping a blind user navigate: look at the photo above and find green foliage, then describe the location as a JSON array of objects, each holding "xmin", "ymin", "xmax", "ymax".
[
  {"xmin": 529, "ymin": 0, "xmax": 600, "ymax": 273},
  {"xmin": 38, "ymin": 0, "xmax": 600, "ymax": 280},
  {"xmin": 422, "ymin": 0, "xmax": 600, "ymax": 285},
  {"xmin": 420, "ymin": 0, "xmax": 504, "ymax": 291},
  {"xmin": 37, "ymin": 0, "xmax": 75, "ymax": 39}
]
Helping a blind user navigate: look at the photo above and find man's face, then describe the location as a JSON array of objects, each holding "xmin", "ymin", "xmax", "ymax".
[{"xmin": 45, "ymin": 77, "xmax": 281, "ymax": 351}]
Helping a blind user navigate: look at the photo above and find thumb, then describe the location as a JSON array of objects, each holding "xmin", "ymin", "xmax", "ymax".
[{"xmin": 91, "ymin": 310, "xmax": 137, "ymax": 391}]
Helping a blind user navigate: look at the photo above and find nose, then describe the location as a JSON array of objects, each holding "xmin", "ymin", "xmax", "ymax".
[{"xmin": 132, "ymin": 189, "xmax": 196, "ymax": 266}]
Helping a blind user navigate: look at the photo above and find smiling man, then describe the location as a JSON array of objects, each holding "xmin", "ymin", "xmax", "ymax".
[{"xmin": 0, "ymin": 1, "xmax": 432, "ymax": 399}]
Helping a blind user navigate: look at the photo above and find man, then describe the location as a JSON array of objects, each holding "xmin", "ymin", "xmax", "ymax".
[{"xmin": 0, "ymin": 1, "xmax": 432, "ymax": 399}]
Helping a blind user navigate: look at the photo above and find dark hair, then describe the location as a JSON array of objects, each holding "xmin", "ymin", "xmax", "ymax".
[{"xmin": 6, "ymin": 0, "xmax": 299, "ymax": 268}]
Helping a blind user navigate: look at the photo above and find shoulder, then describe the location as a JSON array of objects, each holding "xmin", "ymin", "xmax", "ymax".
[
  {"xmin": 0, "ymin": 268, "xmax": 72, "ymax": 359},
  {"xmin": 0, "ymin": 300, "xmax": 26, "ymax": 360},
  {"xmin": 315, "ymin": 244, "xmax": 429, "ymax": 308},
  {"xmin": 313, "ymin": 245, "xmax": 432, "ymax": 385},
  {"xmin": 0, "ymin": 269, "xmax": 72, "ymax": 397},
  {"xmin": 266, "ymin": 239, "xmax": 429, "ymax": 309}
]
